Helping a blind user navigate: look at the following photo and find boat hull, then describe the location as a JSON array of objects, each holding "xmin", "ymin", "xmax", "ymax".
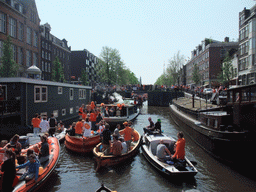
[
  {"xmin": 10, "ymin": 137, "xmax": 60, "ymax": 192},
  {"xmin": 169, "ymin": 104, "xmax": 253, "ymax": 165},
  {"xmin": 65, "ymin": 134, "xmax": 101, "ymax": 153},
  {"xmin": 141, "ymin": 133, "xmax": 197, "ymax": 177},
  {"xmin": 93, "ymin": 130, "xmax": 142, "ymax": 171}
]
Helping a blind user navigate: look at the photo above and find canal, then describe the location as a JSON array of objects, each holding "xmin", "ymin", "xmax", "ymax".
[{"xmin": 40, "ymin": 103, "xmax": 256, "ymax": 192}]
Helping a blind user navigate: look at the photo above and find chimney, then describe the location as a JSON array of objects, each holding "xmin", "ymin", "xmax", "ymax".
[{"xmin": 224, "ymin": 37, "xmax": 229, "ymax": 42}]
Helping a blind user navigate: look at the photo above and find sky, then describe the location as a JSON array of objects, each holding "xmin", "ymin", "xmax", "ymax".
[{"xmin": 35, "ymin": 0, "xmax": 255, "ymax": 85}]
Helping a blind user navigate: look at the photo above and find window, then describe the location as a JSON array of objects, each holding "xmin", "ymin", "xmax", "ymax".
[
  {"xmin": 58, "ymin": 87, "xmax": 63, "ymax": 94},
  {"xmin": 26, "ymin": 50, "xmax": 31, "ymax": 67},
  {"xmin": 26, "ymin": 27, "xmax": 32, "ymax": 44},
  {"xmin": 18, "ymin": 22, "xmax": 24, "ymax": 41},
  {"xmin": 53, "ymin": 110, "xmax": 58, "ymax": 118},
  {"xmin": 34, "ymin": 86, "xmax": 48, "ymax": 103},
  {"xmin": 18, "ymin": 47, "xmax": 23, "ymax": 65},
  {"xmin": 48, "ymin": 63, "xmax": 51, "ymax": 72},
  {"xmin": 62, "ymin": 109, "xmax": 66, "ymax": 116},
  {"xmin": 0, "ymin": 12, "xmax": 7, "ymax": 33},
  {"xmin": 42, "ymin": 61, "xmax": 44, "ymax": 71},
  {"xmin": 70, "ymin": 88, "xmax": 74, "ymax": 100},
  {"xmin": 0, "ymin": 41, "xmax": 3, "ymax": 64},
  {"xmin": 79, "ymin": 89, "xmax": 86, "ymax": 99},
  {"xmin": 33, "ymin": 31, "xmax": 38, "ymax": 47},
  {"xmin": 12, "ymin": 45, "xmax": 16, "ymax": 62},
  {"xmin": 9, "ymin": 17, "xmax": 17, "ymax": 38},
  {"xmin": 76, "ymin": 106, "xmax": 79, "ymax": 113},
  {"xmin": 33, "ymin": 52, "xmax": 38, "ymax": 66},
  {"xmin": 70, "ymin": 107, "xmax": 73, "ymax": 114}
]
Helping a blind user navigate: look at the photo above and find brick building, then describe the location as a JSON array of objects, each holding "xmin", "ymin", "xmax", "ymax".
[
  {"xmin": 0, "ymin": 0, "xmax": 41, "ymax": 77},
  {"xmin": 186, "ymin": 37, "xmax": 238, "ymax": 88}
]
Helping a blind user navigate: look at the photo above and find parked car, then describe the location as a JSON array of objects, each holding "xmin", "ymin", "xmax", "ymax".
[{"xmin": 203, "ymin": 88, "xmax": 213, "ymax": 94}]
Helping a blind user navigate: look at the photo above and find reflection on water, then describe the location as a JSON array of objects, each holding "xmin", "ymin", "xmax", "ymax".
[{"xmin": 46, "ymin": 103, "xmax": 256, "ymax": 192}]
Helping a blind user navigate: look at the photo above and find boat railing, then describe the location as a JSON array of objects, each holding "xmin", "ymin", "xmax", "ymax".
[{"xmin": 0, "ymin": 100, "xmax": 21, "ymax": 115}]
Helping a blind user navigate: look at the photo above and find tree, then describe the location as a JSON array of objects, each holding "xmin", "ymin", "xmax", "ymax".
[
  {"xmin": 0, "ymin": 36, "xmax": 19, "ymax": 77},
  {"xmin": 80, "ymin": 68, "xmax": 88, "ymax": 85},
  {"xmin": 192, "ymin": 63, "xmax": 201, "ymax": 85},
  {"xmin": 217, "ymin": 54, "xmax": 233, "ymax": 86},
  {"xmin": 51, "ymin": 57, "xmax": 65, "ymax": 82}
]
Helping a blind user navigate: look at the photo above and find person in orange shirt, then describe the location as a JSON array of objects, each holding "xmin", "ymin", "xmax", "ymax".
[
  {"xmin": 121, "ymin": 122, "xmax": 134, "ymax": 151},
  {"xmin": 82, "ymin": 109, "xmax": 87, "ymax": 120},
  {"xmin": 79, "ymin": 104, "xmax": 85, "ymax": 117},
  {"xmin": 90, "ymin": 109, "xmax": 97, "ymax": 131},
  {"xmin": 172, "ymin": 132, "xmax": 185, "ymax": 160},
  {"xmin": 75, "ymin": 118, "xmax": 84, "ymax": 136},
  {"xmin": 31, "ymin": 113, "xmax": 41, "ymax": 136},
  {"xmin": 91, "ymin": 101, "xmax": 95, "ymax": 110}
]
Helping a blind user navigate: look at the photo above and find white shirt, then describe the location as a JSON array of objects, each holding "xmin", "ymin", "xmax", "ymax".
[
  {"xmin": 40, "ymin": 120, "xmax": 49, "ymax": 133},
  {"xmin": 98, "ymin": 125, "xmax": 105, "ymax": 133},
  {"xmin": 121, "ymin": 142, "xmax": 127, "ymax": 154},
  {"xmin": 83, "ymin": 122, "xmax": 92, "ymax": 137}
]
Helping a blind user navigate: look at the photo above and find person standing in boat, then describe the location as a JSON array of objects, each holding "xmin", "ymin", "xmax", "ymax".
[
  {"xmin": 156, "ymin": 140, "xmax": 172, "ymax": 162},
  {"xmin": 79, "ymin": 104, "xmax": 85, "ymax": 117},
  {"xmin": 121, "ymin": 122, "xmax": 134, "ymax": 151},
  {"xmin": 1, "ymin": 149, "xmax": 16, "ymax": 192},
  {"xmin": 48, "ymin": 113, "xmax": 57, "ymax": 137},
  {"xmin": 83, "ymin": 117, "xmax": 92, "ymax": 137},
  {"xmin": 143, "ymin": 117, "xmax": 155, "ymax": 134},
  {"xmin": 172, "ymin": 132, "xmax": 185, "ymax": 161},
  {"xmin": 40, "ymin": 116, "xmax": 50, "ymax": 133},
  {"xmin": 90, "ymin": 109, "xmax": 97, "ymax": 131},
  {"xmin": 75, "ymin": 118, "xmax": 84, "ymax": 137},
  {"xmin": 101, "ymin": 123, "xmax": 112, "ymax": 155},
  {"xmin": 113, "ymin": 124, "xmax": 121, "ymax": 138},
  {"xmin": 31, "ymin": 113, "xmax": 41, "ymax": 136}
]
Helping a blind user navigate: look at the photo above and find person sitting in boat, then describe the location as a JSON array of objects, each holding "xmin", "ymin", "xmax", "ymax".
[
  {"xmin": 98, "ymin": 120, "xmax": 105, "ymax": 134},
  {"xmin": 143, "ymin": 117, "xmax": 155, "ymax": 134},
  {"xmin": 110, "ymin": 135, "xmax": 123, "ymax": 156},
  {"xmin": 83, "ymin": 117, "xmax": 92, "ymax": 137},
  {"xmin": 1, "ymin": 149, "xmax": 16, "ymax": 192},
  {"xmin": 66, "ymin": 122, "xmax": 76, "ymax": 136},
  {"xmin": 113, "ymin": 124, "xmax": 121, "ymax": 139},
  {"xmin": 156, "ymin": 140, "xmax": 172, "ymax": 162},
  {"xmin": 121, "ymin": 122, "xmax": 135, "ymax": 151},
  {"xmin": 104, "ymin": 106, "xmax": 109, "ymax": 117},
  {"xmin": 75, "ymin": 118, "xmax": 84, "ymax": 137},
  {"xmin": 101, "ymin": 124, "xmax": 112, "ymax": 155},
  {"xmin": 109, "ymin": 105, "xmax": 115, "ymax": 117},
  {"xmin": 171, "ymin": 132, "xmax": 185, "ymax": 161},
  {"xmin": 38, "ymin": 135, "xmax": 49, "ymax": 164},
  {"xmin": 155, "ymin": 119, "xmax": 162, "ymax": 133},
  {"xmin": 119, "ymin": 137, "xmax": 128, "ymax": 154},
  {"xmin": 96, "ymin": 112, "xmax": 103, "ymax": 129},
  {"xmin": 16, "ymin": 154, "xmax": 40, "ymax": 183},
  {"xmin": 57, "ymin": 121, "xmax": 65, "ymax": 133},
  {"xmin": 26, "ymin": 149, "xmax": 40, "ymax": 164}
]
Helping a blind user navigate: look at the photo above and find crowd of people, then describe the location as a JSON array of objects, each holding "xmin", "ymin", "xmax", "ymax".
[{"xmin": 0, "ymin": 133, "xmax": 50, "ymax": 191}]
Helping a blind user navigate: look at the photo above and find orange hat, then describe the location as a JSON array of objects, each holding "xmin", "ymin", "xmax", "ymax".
[
  {"xmin": 101, "ymin": 103, "xmax": 104, "ymax": 106},
  {"xmin": 123, "ymin": 122, "xmax": 128, "ymax": 125}
]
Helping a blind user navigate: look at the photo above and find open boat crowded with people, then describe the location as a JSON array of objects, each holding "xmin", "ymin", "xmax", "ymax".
[
  {"xmin": 93, "ymin": 129, "xmax": 142, "ymax": 171},
  {"xmin": 0, "ymin": 137, "xmax": 60, "ymax": 192},
  {"xmin": 141, "ymin": 132, "xmax": 198, "ymax": 177}
]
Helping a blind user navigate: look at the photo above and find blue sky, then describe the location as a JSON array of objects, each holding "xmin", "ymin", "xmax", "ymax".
[{"xmin": 35, "ymin": 0, "xmax": 255, "ymax": 85}]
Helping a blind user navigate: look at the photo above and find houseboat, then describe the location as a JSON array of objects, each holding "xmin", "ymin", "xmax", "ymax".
[
  {"xmin": 0, "ymin": 77, "xmax": 91, "ymax": 139},
  {"xmin": 169, "ymin": 84, "xmax": 256, "ymax": 169}
]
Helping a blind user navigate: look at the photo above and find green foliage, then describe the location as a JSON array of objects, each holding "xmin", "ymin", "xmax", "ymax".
[
  {"xmin": 217, "ymin": 54, "xmax": 233, "ymax": 86},
  {"xmin": 80, "ymin": 68, "xmax": 88, "ymax": 85},
  {"xmin": 0, "ymin": 36, "xmax": 19, "ymax": 77},
  {"xmin": 51, "ymin": 57, "xmax": 65, "ymax": 82},
  {"xmin": 192, "ymin": 63, "xmax": 201, "ymax": 85},
  {"xmin": 98, "ymin": 46, "xmax": 139, "ymax": 85}
]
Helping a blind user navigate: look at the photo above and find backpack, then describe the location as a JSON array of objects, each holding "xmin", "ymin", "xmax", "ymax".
[{"xmin": 49, "ymin": 118, "xmax": 56, "ymax": 127}]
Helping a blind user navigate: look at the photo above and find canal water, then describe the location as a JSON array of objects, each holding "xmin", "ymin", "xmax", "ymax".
[{"xmin": 40, "ymin": 103, "xmax": 256, "ymax": 192}]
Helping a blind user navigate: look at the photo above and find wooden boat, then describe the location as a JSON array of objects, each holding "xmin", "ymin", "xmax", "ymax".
[
  {"xmin": 0, "ymin": 137, "xmax": 60, "ymax": 192},
  {"xmin": 141, "ymin": 132, "xmax": 198, "ymax": 177},
  {"xmin": 64, "ymin": 133, "xmax": 101, "ymax": 153},
  {"xmin": 95, "ymin": 184, "xmax": 113, "ymax": 192},
  {"xmin": 93, "ymin": 129, "xmax": 142, "ymax": 171}
]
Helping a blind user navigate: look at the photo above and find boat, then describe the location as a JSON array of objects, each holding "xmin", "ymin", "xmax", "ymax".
[
  {"xmin": 0, "ymin": 137, "xmax": 60, "ymax": 192},
  {"xmin": 101, "ymin": 103, "xmax": 140, "ymax": 129},
  {"xmin": 141, "ymin": 132, "xmax": 198, "ymax": 177},
  {"xmin": 169, "ymin": 84, "xmax": 256, "ymax": 167},
  {"xmin": 64, "ymin": 133, "xmax": 101, "ymax": 153},
  {"xmin": 93, "ymin": 129, "xmax": 142, "ymax": 171},
  {"xmin": 95, "ymin": 184, "xmax": 113, "ymax": 192}
]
